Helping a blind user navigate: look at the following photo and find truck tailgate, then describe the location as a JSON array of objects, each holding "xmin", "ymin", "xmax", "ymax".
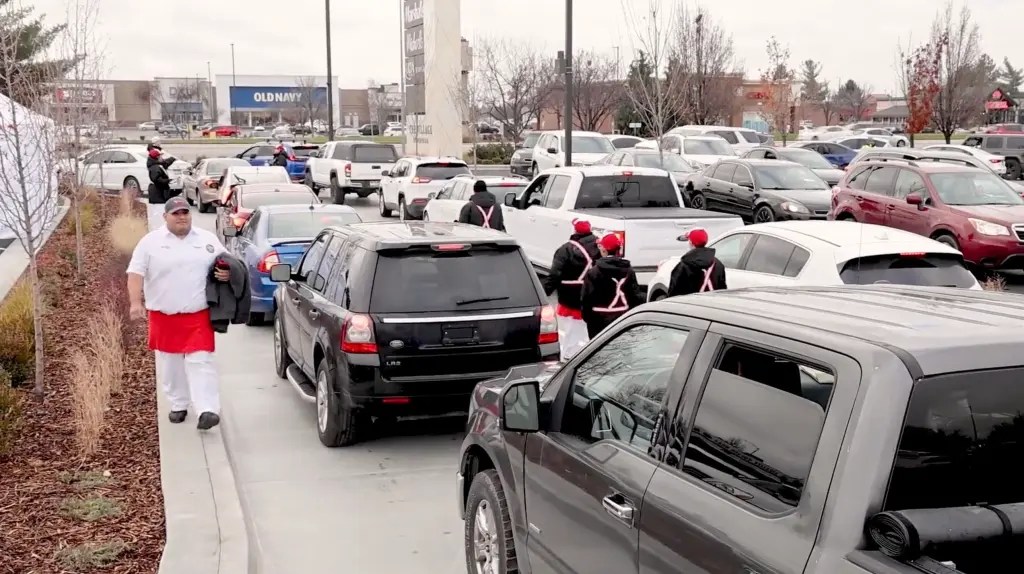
[
  {"xmin": 350, "ymin": 162, "xmax": 393, "ymax": 183},
  {"xmin": 620, "ymin": 215, "xmax": 744, "ymax": 269}
]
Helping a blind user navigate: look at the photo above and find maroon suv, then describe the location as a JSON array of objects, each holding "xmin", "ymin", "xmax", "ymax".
[{"xmin": 829, "ymin": 160, "xmax": 1024, "ymax": 269}]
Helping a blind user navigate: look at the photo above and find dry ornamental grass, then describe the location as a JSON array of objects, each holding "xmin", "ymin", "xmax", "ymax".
[
  {"xmin": 70, "ymin": 349, "xmax": 108, "ymax": 458},
  {"xmin": 0, "ymin": 280, "xmax": 36, "ymax": 386}
]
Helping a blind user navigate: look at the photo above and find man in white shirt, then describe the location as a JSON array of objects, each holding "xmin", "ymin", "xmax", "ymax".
[{"xmin": 127, "ymin": 196, "xmax": 230, "ymax": 430}]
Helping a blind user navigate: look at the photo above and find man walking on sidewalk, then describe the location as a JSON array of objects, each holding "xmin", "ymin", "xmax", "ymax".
[{"xmin": 127, "ymin": 196, "xmax": 229, "ymax": 430}]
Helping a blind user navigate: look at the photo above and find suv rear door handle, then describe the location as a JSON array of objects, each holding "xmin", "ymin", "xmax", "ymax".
[
  {"xmin": 290, "ymin": 297, "xmax": 300, "ymax": 305},
  {"xmin": 308, "ymin": 309, "xmax": 320, "ymax": 318},
  {"xmin": 854, "ymin": 195, "xmax": 864, "ymax": 200},
  {"xmin": 601, "ymin": 494, "xmax": 635, "ymax": 524}
]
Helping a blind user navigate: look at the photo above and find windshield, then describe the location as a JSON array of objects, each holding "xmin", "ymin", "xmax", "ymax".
[
  {"xmin": 572, "ymin": 136, "xmax": 615, "ymax": 154},
  {"xmin": 634, "ymin": 153, "xmax": 694, "ymax": 172},
  {"xmin": 240, "ymin": 191, "xmax": 316, "ymax": 208},
  {"xmin": 739, "ymin": 131, "xmax": 761, "ymax": 143},
  {"xmin": 575, "ymin": 175, "xmax": 680, "ymax": 208},
  {"xmin": 929, "ymin": 172, "xmax": 1024, "ymax": 206},
  {"xmin": 753, "ymin": 165, "xmax": 829, "ymax": 190},
  {"xmin": 267, "ymin": 211, "xmax": 361, "ymax": 238},
  {"xmin": 522, "ymin": 133, "xmax": 539, "ymax": 148},
  {"xmin": 370, "ymin": 248, "xmax": 540, "ymax": 313},
  {"xmin": 207, "ymin": 159, "xmax": 249, "ymax": 174},
  {"xmin": 839, "ymin": 253, "xmax": 976, "ymax": 288},
  {"xmin": 683, "ymin": 139, "xmax": 735, "ymax": 156},
  {"xmin": 414, "ymin": 163, "xmax": 471, "ymax": 180},
  {"xmin": 352, "ymin": 145, "xmax": 398, "ymax": 163},
  {"xmin": 777, "ymin": 149, "xmax": 833, "ymax": 170}
]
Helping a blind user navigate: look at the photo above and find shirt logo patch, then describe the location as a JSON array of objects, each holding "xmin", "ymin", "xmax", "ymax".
[{"xmin": 206, "ymin": 244, "xmax": 214, "ymax": 253}]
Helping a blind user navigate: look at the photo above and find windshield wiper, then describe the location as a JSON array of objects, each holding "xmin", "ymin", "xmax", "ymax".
[{"xmin": 456, "ymin": 296, "xmax": 510, "ymax": 306}]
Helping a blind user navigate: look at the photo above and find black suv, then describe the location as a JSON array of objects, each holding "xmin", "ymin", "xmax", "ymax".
[{"xmin": 269, "ymin": 221, "xmax": 559, "ymax": 447}]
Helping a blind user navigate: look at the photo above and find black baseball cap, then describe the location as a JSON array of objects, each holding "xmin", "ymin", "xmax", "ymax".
[{"xmin": 164, "ymin": 196, "xmax": 190, "ymax": 214}]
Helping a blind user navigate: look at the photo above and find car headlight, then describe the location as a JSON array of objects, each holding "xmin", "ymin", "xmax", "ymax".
[
  {"xmin": 511, "ymin": 151, "xmax": 523, "ymax": 161},
  {"xmin": 781, "ymin": 201, "xmax": 810, "ymax": 214},
  {"xmin": 969, "ymin": 218, "xmax": 1010, "ymax": 236}
]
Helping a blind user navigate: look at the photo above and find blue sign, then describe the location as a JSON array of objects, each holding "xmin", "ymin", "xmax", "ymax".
[{"xmin": 229, "ymin": 86, "xmax": 328, "ymax": 109}]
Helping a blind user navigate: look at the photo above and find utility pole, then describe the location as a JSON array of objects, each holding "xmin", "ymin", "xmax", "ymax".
[
  {"xmin": 325, "ymin": 0, "xmax": 335, "ymax": 140},
  {"xmin": 398, "ymin": 0, "xmax": 406, "ymax": 147},
  {"xmin": 230, "ymin": 43, "xmax": 236, "ymax": 124},
  {"xmin": 695, "ymin": 12, "xmax": 703, "ymax": 123},
  {"xmin": 564, "ymin": 0, "xmax": 573, "ymax": 166}
]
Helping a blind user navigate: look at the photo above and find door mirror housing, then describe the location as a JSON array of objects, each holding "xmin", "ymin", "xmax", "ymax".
[
  {"xmin": 222, "ymin": 226, "xmax": 237, "ymax": 237},
  {"xmin": 269, "ymin": 263, "xmax": 292, "ymax": 282},
  {"xmin": 906, "ymin": 192, "xmax": 924, "ymax": 208},
  {"xmin": 501, "ymin": 380, "xmax": 541, "ymax": 432},
  {"xmin": 427, "ymin": 192, "xmax": 436, "ymax": 200},
  {"xmin": 381, "ymin": 170, "xmax": 390, "ymax": 177},
  {"xmin": 546, "ymin": 147, "xmax": 557, "ymax": 154},
  {"xmin": 504, "ymin": 192, "xmax": 517, "ymax": 207}
]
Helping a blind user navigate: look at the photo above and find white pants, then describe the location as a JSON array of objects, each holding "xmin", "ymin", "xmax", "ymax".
[
  {"xmin": 558, "ymin": 315, "xmax": 590, "ymax": 361},
  {"xmin": 155, "ymin": 350, "xmax": 220, "ymax": 415},
  {"xmin": 147, "ymin": 203, "xmax": 164, "ymax": 231}
]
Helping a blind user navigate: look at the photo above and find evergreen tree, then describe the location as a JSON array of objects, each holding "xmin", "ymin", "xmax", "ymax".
[
  {"xmin": 0, "ymin": 0, "xmax": 77, "ymax": 102},
  {"xmin": 798, "ymin": 60, "xmax": 827, "ymax": 102},
  {"xmin": 617, "ymin": 51, "xmax": 654, "ymax": 135},
  {"xmin": 999, "ymin": 57, "xmax": 1023, "ymax": 93}
]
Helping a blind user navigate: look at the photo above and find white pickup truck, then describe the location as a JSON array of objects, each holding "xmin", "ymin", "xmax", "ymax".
[
  {"xmin": 303, "ymin": 141, "xmax": 399, "ymax": 204},
  {"xmin": 501, "ymin": 165, "xmax": 745, "ymax": 285}
]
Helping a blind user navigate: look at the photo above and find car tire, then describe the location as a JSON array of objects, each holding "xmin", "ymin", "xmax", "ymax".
[
  {"xmin": 330, "ymin": 176, "xmax": 346, "ymax": 205},
  {"xmin": 464, "ymin": 469, "xmax": 519, "ymax": 574},
  {"xmin": 1006, "ymin": 158, "xmax": 1022, "ymax": 180},
  {"xmin": 378, "ymin": 191, "xmax": 392, "ymax": 217},
  {"xmin": 246, "ymin": 311, "xmax": 264, "ymax": 327},
  {"xmin": 198, "ymin": 200, "xmax": 210, "ymax": 214},
  {"xmin": 649, "ymin": 291, "xmax": 667, "ymax": 302},
  {"xmin": 689, "ymin": 192, "xmax": 706, "ymax": 210},
  {"xmin": 896, "ymin": 139, "xmax": 907, "ymax": 147},
  {"xmin": 932, "ymin": 232, "xmax": 959, "ymax": 251},
  {"xmin": 273, "ymin": 309, "xmax": 291, "ymax": 380},
  {"xmin": 754, "ymin": 205, "xmax": 775, "ymax": 223},
  {"xmin": 399, "ymin": 197, "xmax": 408, "ymax": 221},
  {"xmin": 315, "ymin": 359, "xmax": 360, "ymax": 447},
  {"xmin": 185, "ymin": 192, "xmax": 195, "ymax": 206},
  {"xmin": 531, "ymin": 163, "xmax": 538, "ymax": 178},
  {"xmin": 422, "ymin": 211, "xmax": 430, "ymax": 221},
  {"xmin": 123, "ymin": 176, "xmax": 140, "ymax": 193},
  {"xmin": 837, "ymin": 213, "xmax": 856, "ymax": 222},
  {"xmin": 304, "ymin": 170, "xmax": 316, "ymax": 190}
]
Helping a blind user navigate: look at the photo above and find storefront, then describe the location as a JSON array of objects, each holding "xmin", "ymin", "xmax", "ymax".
[
  {"xmin": 214, "ymin": 74, "xmax": 339, "ymax": 127},
  {"xmin": 984, "ymin": 88, "xmax": 1020, "ymax": 124}
]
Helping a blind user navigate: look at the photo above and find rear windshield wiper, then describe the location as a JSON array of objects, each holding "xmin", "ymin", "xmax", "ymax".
[{"xmin": 456, "ymin": 296, "xmax": 510, "ymax": 306}]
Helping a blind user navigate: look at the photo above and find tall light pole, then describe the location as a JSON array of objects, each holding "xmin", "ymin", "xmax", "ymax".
[
  {"xmin": 230, "ymin": 43, "xmax": 236, "ymax": 124},
  {"xmin": 325, "ymin": 0, "xmax": 335, "ymax": 140},
  {"xmin": 695, "ymin": 13, "xmax": 703, "ymax": 122},
  {"xmin": 398, "ymin": 0, "xmax": 406, "ymax": 136},
  {"xmin": 564, "ymin": 0, "xmax": 573, "ymax": 166}
]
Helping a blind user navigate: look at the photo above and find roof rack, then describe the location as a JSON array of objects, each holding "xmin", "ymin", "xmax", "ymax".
[{"xmin": 863, "ymin": 157, "xmax": 919, "ymax": 167}]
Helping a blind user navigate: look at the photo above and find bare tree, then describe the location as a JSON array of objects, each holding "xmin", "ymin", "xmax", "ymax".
[
  {"xmin": 672, "ymin": 4, "xmax": 742, "ymax": 125},
  {"xmin": 820, "ymin": 86, "xmax": 838, "ymax": 125},
  {"xmin": 294, "ymin": 76, "xmax": 325, "ymax": 134},
  {"xmin": 366, "ymin": 79, "xmax": 389, "ymax": 132},
  {"xmin": 570, "ymin": 50, "xmax": 622, "ymax": 132},
  {"xmin": 0, "ymin": 7, "xmax": 62, "ymax": 398},
  {"xmin": 760, "ymin": 36, "xmax": 795, "ymax": 143},
  {"xmin": 446, "ymin": 71, "xmax": 485, "ymax": 167},
  {"xmin": 475, "ymin": 39, "xmax": 552, "ymax": 141},
  {"xmin": 931, "ymin": 1, "xmax": 982, "ymax": 143}
]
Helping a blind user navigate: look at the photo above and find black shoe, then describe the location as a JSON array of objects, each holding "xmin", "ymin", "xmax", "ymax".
[
  {"xmin": 169, "ymin": 410, "xmax": 187, "ymax": 424},
  {"xmin": 197, "ymin": 412, "xmax": 220, "ymax": 430}
]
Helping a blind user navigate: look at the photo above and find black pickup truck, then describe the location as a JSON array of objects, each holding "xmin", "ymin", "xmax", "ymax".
[{"xmin": 456, "ymin": 285, "xmax": 1024, "ymax": 574}]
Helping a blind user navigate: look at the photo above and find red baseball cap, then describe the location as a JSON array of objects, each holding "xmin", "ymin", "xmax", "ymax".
[
  {"xmin": 599, "ymin": 233, "xmax": 621, "ymax": 251},
  {"xmin": 687, "ymin": 228, "xmax": 709, "ymax": 247},
  {"xmin": 572, "ymin": 218, "xmax": 591, "ymax": 234},
  {"xmin": 148, "ymin": 148, "xmax": 161, "ymax": 158}
]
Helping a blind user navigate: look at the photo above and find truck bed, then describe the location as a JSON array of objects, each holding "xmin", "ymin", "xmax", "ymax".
[{"xmin": 572, "ymin": 207, "xmax": 739, "ymax": 220}]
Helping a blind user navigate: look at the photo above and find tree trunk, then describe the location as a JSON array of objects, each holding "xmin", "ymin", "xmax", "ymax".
[
  {"xmin": 73, "ymin": 191, "xmax": 84, "ymax": 277},
  {"xmin": 28, "ymin": 252, "xmax": 44, "ymax": 400},
  {"xmin": 943, "ymin": 129, "xmax": 953, "ymax": 144}
]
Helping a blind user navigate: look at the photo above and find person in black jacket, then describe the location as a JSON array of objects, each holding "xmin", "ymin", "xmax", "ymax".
[
  {"xmin": 458, "ymin": 180, "xmax": 505, "ymax": 231},
  {"xmin": 146, "ymin": 147, "xmax": 178, "ymax": 230},
  {"xmin": 581, "ymin": 233, "xmax": 644, "ymax": 338},
  {"xmin": 543, "ymin": 219, "xmax": 601, "ymax": 359},
  {"xmin": 667, "ymin": 228, "xmax": 727, "ymax": 296},
  {"xmin": 271, "ymin": 144, "xmax": 289, "ymax": 168}
]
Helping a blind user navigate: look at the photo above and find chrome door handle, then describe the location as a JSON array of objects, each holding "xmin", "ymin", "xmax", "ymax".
[
  {"xmin": 308, "ymin": 310, "xmax": 320, "ymax": 318},
  {"xmin": 290, "ymin": 297, "xmax": 300, "ymax": 305},
  {"xmin": 601, "ymin": 495, "xmax": 635, "ymax": 522}
]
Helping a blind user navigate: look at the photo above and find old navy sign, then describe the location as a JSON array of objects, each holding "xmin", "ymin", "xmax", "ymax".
[{"xmin": 229, "ymin": 86, "xmax": 327, "ymax": 109}]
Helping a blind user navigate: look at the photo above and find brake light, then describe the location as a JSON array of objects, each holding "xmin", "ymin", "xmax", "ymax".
[
  {"xmin": 341, "ymin": 314, "xmax": 377, "ymax": 353},
  {"xmin": 232, "ymin": 213, "xmax": 249, "ymax": 228},
  {"xmin": 432, "ymin": 243, "xmax": 470, "ymax": 251},
  {"xmin": 538, "ymin": 305, "xmax": 558, "ymax": 344},
  {"xmin": 381, "ymin": 397, "xmax": 410, "ymax": 405},
  {"xmin": 288, "ymin": 154, "xmax": 297, "ymax": 161},
  {"xmin": 613, "ymin": 230, "xmax": 626, "ymax": 253},
  {"xmin": 497, "ymin": 183, "xmax": 521, "ymax": 187},
  {"xmin": 621, "ymin": 171, "xmax": 633, "ymax": 177},
  {"xmin": 900, "ymin": 252, "xmax": 926, "ymax": 258},
  {"xmin": 256, "ymin": 250, "xmax": 279, "ymax": 273},
  {"xmin": 202, "ymin": 178, "xmax": 217, "ymax": 188},
  {"xmin": 411, "ymin": 176, "xmax": 432, "ymax": 184},
  {"xmin": 344, "ymin": 163, "xmax": 351, "ymax": 178},
  {"xmin": 990, "ymin": 158, "xmax": 1003, "ymax": 163}
]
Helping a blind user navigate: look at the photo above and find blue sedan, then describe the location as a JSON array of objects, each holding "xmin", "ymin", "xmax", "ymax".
[
  {"xmin": 225, "ymin": 203, "xmax": 362, "ymax": 324},
  {"xmin": 788, "ymin": 141, "xmax": 857, "ymax": 168},
  {"xmin": 236, "ymin": 143, "xmax": 320, "ymax": 181}
]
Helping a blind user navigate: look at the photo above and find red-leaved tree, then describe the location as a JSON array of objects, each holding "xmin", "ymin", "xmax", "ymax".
[{"xmin": 901, "ymin": 34, "xmax": 947, "ymax": 145}]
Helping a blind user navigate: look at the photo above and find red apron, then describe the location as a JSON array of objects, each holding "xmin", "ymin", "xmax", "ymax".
[
  {"xmin": 148, "ymin": 309, "xmax": 216, "ymax": 353},
  {"xmin": 556, "ymin": 303, "xmax": 583, "ymax": 320}
]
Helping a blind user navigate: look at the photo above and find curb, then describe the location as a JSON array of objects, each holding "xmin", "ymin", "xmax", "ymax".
[
  {"xmin": 156, "ymin": 391, "xmax": 250, "ymax": 574},
  {"xmin": 218, "ymin": 404, "xmax": 263, "ymax": 574}
]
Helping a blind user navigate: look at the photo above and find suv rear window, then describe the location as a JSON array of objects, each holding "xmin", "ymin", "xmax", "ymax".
[
  {"xmin": 352, "ymin": 145, "xmax": 398, "ymax": 163},
  {"xmin": 414, "ymin": 162, "xmax": 471, "ymax": 180},
  {"xmin": 369, "ymin": 247, "xmax": 541, "ymax": 313},
  {"xmin": 838, "ymin": 253, "xmax": 976, "ymax": 288},
  {"xmin": 575, "ymin": 175, "xmax": 680, "ymax": 208},
  {"xmin": 291, "ymin": 147, "xmax": 319, "ymax": 158}
]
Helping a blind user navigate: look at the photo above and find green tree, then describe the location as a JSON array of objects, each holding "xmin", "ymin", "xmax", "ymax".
[
  {"xmin": 999, "ymin": 57, "xmax": 1023, "ymax": 93},
  {"xmin": 616, "ymin": 51, "xmax": 654, "ymax": 135},
  {"xmin": 799, "ymin": 60, "xmax": 827, "ymax": 103},
  {"xmin": 975, "ymin": 53, "xmax": 1000, "ymax": 86},
  {"xmin": 0, "ymin": 0, "xmax": 77, "ymax": 102}
]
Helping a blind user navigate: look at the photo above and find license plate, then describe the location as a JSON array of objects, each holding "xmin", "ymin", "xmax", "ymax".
[{"xmin": 442, "ymin": 325, "xmax": 478, "ymax": 345}]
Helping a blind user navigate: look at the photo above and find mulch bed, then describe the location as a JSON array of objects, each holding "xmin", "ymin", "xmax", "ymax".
[{"xmin": 0, "ymin": 198, "xmax": 164, "ymax": 573}]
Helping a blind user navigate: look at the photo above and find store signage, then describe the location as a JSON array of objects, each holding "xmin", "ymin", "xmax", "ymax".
[
  {"xmin": 404, "ymin": 0, "xmax": 423, "ymax": 27},
  {"xmin": 992, "ymin": 89, "xmax": 1003, "ymax": 100},
  {"xmin": 405, "ymin": 55, "xmax": 425, "ymax": 85},
  {"xmin": 746, "ymin": 91, "xmax": 768, "ymax": 100},
  {"xmin": 229, "ymin": 86, "xmax": 327, "ymax": 109},
  {"xmin": 55, "ymin": 87, "xmax": 102, "ymax": 104},
  {"xmin": 404, "ymin": 0, "xmax": 426, "ymax": 115},
  {"xmin": 986, "ymin": 100, "xmax": 1009, "ymax": 110}
]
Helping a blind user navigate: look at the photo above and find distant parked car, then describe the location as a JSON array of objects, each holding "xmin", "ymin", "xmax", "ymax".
[
  {"xmin": 684, "ymin": 158, "xmax": 832, "ymax": 222},
  {"xmin": 216, "ymin": 182, "xmax": 320, "ymax": 243},
  {"xmin": 607, "ymin": 135, "xmax": 644, "ymax": 149},
  {"xmin": 202, "ymin": 125, "xmax": 242, "ymax": 137},
  {"xmin": 742, "ymin": 146, "xmax": 846, "ymax": 186},
  {"xmin": 236, "ymin": 143, "xmax": 319, "ymax": 181},
  {"xmin": 961, "ymin": 133, "xmax": 1024, "ymax": 180},
  {"xmin": 788, "ymin": 141, "xmax": 857, "ymax": 168},
  {"xmin": 358, "ymin": 124, "xmax": 381, "ymax": 136},
  {"xmin": 594, "ymin": 148, "xmax": 699, "ymax": 191},
  {"xmin": 922, "ymin": 144, "xmax": 1007, "ymax": 176},
  {"xmin": 158, "ymin": 123, "xmax": 186, "ymax": 137},
  {"xmin": 182, "ymin": 157, "xmax": 250, "ymax": 212},
  {"xmin": 137, "ymin": 121, "xmax": 157, "ymax": 131}
]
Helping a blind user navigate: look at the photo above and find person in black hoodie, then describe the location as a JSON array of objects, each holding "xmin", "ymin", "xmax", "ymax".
[
  {"xmin": 581, "ymin": 233, "xmax": 644, "ymax": 338},
  {"xmin": 543, "ymin": 219, "xmax": 601, "ymax": 359},
  {"xmin": 667, "ymin": 228, "xmax": 727, "ymax": 296},
  {"xmin": 458, "ymin": 180, "xmax": 505, "ymax": 231},
  {"xmin": 271, "ymin": 144, "xmax": 289, "ymax": 168},
  {"xmin": 146, "ymin": 147, "xmax": 178, "ymax": 230}
]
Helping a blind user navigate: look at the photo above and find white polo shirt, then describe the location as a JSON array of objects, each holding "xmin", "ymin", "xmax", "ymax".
[{"xmin": 126, "ymin": 225, "xmax": 227, "ymax": 314}]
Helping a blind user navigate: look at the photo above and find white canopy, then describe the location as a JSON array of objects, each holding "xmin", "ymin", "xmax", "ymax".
[{"xmin": 0, "ymin": 92, "xmax": 60, "ymax": 243}]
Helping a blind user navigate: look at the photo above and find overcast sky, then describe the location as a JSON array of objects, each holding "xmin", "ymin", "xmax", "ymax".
[{"xmin": 31, "ymin": 0, "xmax": 1020, "ymax": 93}]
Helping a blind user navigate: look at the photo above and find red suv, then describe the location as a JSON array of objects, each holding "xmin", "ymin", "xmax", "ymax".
[
  {"xmin": 829, "ymin": 160, "xmax": 1024, "ymax": 270},
  {"xmin": 202, "ymin": 125, "xmax": 241, "ymax": 137}
]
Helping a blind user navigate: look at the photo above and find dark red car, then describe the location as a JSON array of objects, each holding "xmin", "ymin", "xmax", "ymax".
[
  {"xmin": 981, "ymin": 123, "xmax": 1024, "ymax": 134},
  {"xmin": 829, "ymin": 160, "xmax": 1024, "ymax": 270},
  {"xmin": 202, "ymin": 125, "xmax": 241, "ymax": 137}
]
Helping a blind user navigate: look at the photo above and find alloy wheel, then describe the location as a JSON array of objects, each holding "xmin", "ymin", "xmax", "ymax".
[
  {"xmin": 690, "ymin": 194, "xmax": 704, "ymax": 210},
  {"xmin": 473, "ymin": 500, "xmax": 500, "ymax": 574},
  {"xmin": 399, "ymin": 199, "xmax": 407, "ymax": 221},
  {"xmin": 316, "ymin": 370, "xmax": 329, "ymax": 433},
  {"xmin": 273, "ymin": 316, "xmax": 283, "ymax": 371},
  {"xmin": 755, "ymin": 207, "xmax": 774, "ymax": 223}
]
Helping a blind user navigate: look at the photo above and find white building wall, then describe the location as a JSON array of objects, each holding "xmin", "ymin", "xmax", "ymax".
[{"xmin": 414, "ymin": 0, "xmax": 463, "ymax": 157}]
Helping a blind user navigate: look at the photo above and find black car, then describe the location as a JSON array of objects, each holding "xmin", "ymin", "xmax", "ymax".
[
  {"xmin": 742, "ymin": 146, "xmax": 846, "ymax": 186},
  {"xmin": 359, "ymin": 124, "xmax": 382, "ymax": 136},
  {"xmin": 269, "ymin": 221, "xmax": 560, "ymax": 447},
  {"xmin": 684, "ymin": 158, "xmax": 832, "ymax": 223},
  {"xmin": 595, "ymin": 148, "xmax": 699, "ymax": 192}
]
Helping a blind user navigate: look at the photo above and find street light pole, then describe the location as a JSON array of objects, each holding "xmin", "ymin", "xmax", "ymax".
[
  {"xmin": 398, "ymin": 0, "xmax": 406, "ymax": 140},
  {"xmin": 564, "ymin": 0, "xmax": 573, "ymax": 166},
  {"xmin": 230, "ymin": 43, "xmax": 236, "ymax": 124},
  {"xmin": 325, "ymin": 0, "xmax": 335, "ymax": 141}
]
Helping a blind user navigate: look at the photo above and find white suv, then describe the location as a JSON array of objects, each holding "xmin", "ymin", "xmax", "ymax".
[
  {"xmin": 666, "ymin": 125, "xmax": 763, "ymax": 153},
  {"xmin": 379, "ymin": 157, "xmax": 471, "ymax": 220},
  {"xmin": 530, "ymin": 130, "xmax": 615, "ymax": 176}
]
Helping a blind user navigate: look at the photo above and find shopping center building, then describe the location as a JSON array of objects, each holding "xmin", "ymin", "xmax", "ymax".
[{"xmin": 214, "ymin": 74, "xmax": 338, "ymax": 127}]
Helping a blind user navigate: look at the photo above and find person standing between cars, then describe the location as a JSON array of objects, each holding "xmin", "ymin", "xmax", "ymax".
[
  {"xmin": 580, "ymin": 233, "xmax": 644, "ymax": 338},
  {"xmin": 544, "ymin": 219, "xmax": 601, "ymax": 360},
  {"xmin": 146, "ymin": 147, "xmax": 178, "ymax": 231},
  {"xmin": 271, "ymin": 144, "xmax": 289, "ymax": 168},
  {"xmin": 667, "ymin": 228, "xmax": 727, "ymax": 296},
  {"xmin": 127, "ymin": 196, "xmax": 230, "ymax": 430},
  {"xmin": 458, "ymin": 180, "xmax": 505, "ymax": 231}
]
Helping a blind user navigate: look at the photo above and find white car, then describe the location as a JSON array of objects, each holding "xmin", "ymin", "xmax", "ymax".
[
  {"xmin": 646, "ymin": 220, "xmax": 981, "ymax": 301},
  {"xmin": 655, "ymin": 134, "xmax": 736, "ymax": 170},
  {"xmin": 530, "ymin": 130, "xmax": 615, "ymax": 176},
  {"xmin": 831, "ymin": 135, "xmax": 891, "ymax": 150},
  {"xmin": 383, "ymin": 126, "xmax": 405, "ymax": 137},
  {"xmin": 850, "ymin": 127, "xmax": 909, "ymax": 147},
  {"xmin": 800, "ymin": 125, "xmax": 853, "ymax": 140},
  {"xmin": 137, "ymin": 121, "xmax": 157, "ymax": 131},
  {"xmin": 423, "ymin": 176, "xmax": 528, "ymax": 222},
  {"xmin": 923, "ymin": 144, "xmax": 1007, "ymax": 175},
  {"xmin": 72, "ymin": 145, "xmax": 190, "ymax": 194},
  {"xmin": 271, "ymin": 126, "xmax": 294, "ymax": 142},
  {"xmin": 607, "ymin": 134, "xmax": 644, "ymax": 149},
  {"xmin": 252, "ymin": 125, "xmax": 266, "ymax": 134},
  {"xmin": 379, "ymin": 157, "xmax": 471, "ymax": 220},
  {"xmin": 666, "ymin": 125, "xmax": 763, "ymax": 153}
]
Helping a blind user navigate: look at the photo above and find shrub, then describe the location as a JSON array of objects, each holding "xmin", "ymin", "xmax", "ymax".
[
  {"xmin": 60, "ymin": 496, "xmax": 122, "ymax": 522},
  {"xmin": 0, "ymin": 281, "xmax": 35, "ymax": 386},
  {"xmin": 67, "ymin": 200, "xmax": 97, "ymax": 235},
  {"xmin": 109, "ymin": 215, "xmax": 147, "ymax": 256},
  {"xmin": 982, "ymin": 275, "xmax": 1007, "ymax": 291},
  {"xmin": 0, "ymin": 368, "xmax": 21, "ymax": 458},
  {"xmin": 86, "ymin": 303, "xmax": 125, "ymax": 395},
  {"xmin": 118, "ymin": 186, "xmax": 138, "ymax": 217},
  {"xmin": 70, "ymin": 349, "xmax": 109, "ymax": 458},
  {"xmin": 464, "ymin": 143, "xmax": 515, "ymax": 165},
  {"xmin": 54, "ymin": 540, "xmax": 127, "ymax": 570}
]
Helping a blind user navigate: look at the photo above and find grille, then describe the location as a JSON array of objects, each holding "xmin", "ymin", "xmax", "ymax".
[{"xmin": 1013, "ymin": 224, "xmax": 1024, "ymax": 242}]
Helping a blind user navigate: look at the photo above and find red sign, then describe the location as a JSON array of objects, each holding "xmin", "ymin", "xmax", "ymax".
[
  {"xmin": 746, "ymin": 92, "xmax": 768, "ymax": 100},
  {"xmin": 992, "ymin": 89, "xmax": 1003, "ymax": 100},
  {"xmin": 986, "ymin": 100, "xmax": 1010, "ymax": 110},
  {"xmin": 54, "ymin": 87, "xmax": 102, "ymax": 104}
]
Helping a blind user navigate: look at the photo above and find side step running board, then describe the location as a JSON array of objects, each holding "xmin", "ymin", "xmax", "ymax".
[{"xmin": 285, "ymin": 364, "xmax": 317, "ymax": 404}]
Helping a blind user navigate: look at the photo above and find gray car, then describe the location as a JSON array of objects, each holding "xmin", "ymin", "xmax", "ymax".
[
  {"xmin": 509, "ymin": 132, "xmax": 540, "ymax": 177},
  {"xmin": 743, "ymin": 146, "xmax": 846, "ymax": 185},
  {"xmin": 595, "ymin": 148, "xmax": 699, "ymax": 190},
  {"xmin": 962, "ymin": 133, "xmax": 1024, "ymax": 180},
  {"xmin": 457, "ymin": 285, "xmax": 1024, "ymax": 574}
]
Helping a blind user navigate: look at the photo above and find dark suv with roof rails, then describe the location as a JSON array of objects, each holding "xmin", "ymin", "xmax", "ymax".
[{"xmin": 269, "ymin": 221, "xmax": 560, "ymax": 447}]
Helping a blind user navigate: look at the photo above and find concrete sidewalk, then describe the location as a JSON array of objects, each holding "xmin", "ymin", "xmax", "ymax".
[{"xmin": 0, "ymin": 201, "xmax": 69, "ymax": 301}]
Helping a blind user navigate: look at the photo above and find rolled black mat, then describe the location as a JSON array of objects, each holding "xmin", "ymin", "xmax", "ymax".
[{"xmin": 867, "ymin": 503, "xmax": 1024, "ymax": 560}]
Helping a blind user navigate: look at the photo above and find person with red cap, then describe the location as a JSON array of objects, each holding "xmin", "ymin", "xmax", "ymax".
[
  {"xmin": 580, "ymin": 233, "xmax": 644, "ymax": 338},
  {"xmin": 146, "ymin": 146, "xmax": 178, "ymax": 230},
  {"xmin": 543, "ymin": 218, "xmax": 601, "ymax": 359},
  {"xmin": 271, "ymin": 144, "xmax": 289, "ymax": 168},
  {"xmin": 667, "ymin": 227, "xmax": 727, "ymax": 297}
]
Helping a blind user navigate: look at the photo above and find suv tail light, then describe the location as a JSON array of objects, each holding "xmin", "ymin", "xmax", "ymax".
[
  {"xmin": 201, "ymin": 178, "xmax": 218, "ymax": 188},
  {"xmin": 990, "ymin": 158, "xmax": 1003, "ymax": 163},
  {"xmin": 612, "ymin": 230, "xmax": 626, "ymax": 254},
  {"xmin": 341, "ymin": 314, "xmax": 377, "ymax": 353},
  {"xmin": 256, "ymin": 250, "xmax": 279, "ymax": 273},
  {"xmin": 344, "ymin": 163, "xmax": 352, "ymax": 178},
  {"xmin": 288, "ymin": 154, "xmax": 297, "ymax": 161},
  {"xmin": 411, "ymin": 176, "xmax": 432, "ymax": 184},
  {"xmin": 538, "ymin": 305, "xmax": 558, "ymax": 344},
  {"xmin": 232, "ymin": 213, "xmax": 250, "ymax": 228}
]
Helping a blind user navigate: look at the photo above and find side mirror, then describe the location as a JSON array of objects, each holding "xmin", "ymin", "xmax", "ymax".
[
  {"xmin": 504, "ymin": 192, "xmax": 517, "ymax": 207},
  {"xmin": 269, "ymin": 263, "xmax": 292, "ymax": 282},
  {"xmin": 906, "ymin": 192, "xmax": 924, "ymax": 208},
  {"xmin": 546, "ymin": 147, "xmax": 557, "ymax": 154},
  {"xmin": 223, "ymin": 226, "xmax": 237, "ymax": 237},
  {"xmin": 501, "ymin": 380, "xmax": 540, "ymax": 432},
  {"xmin": 381, "ymin": 170, "xmax": 390, "ymax": 177}
]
